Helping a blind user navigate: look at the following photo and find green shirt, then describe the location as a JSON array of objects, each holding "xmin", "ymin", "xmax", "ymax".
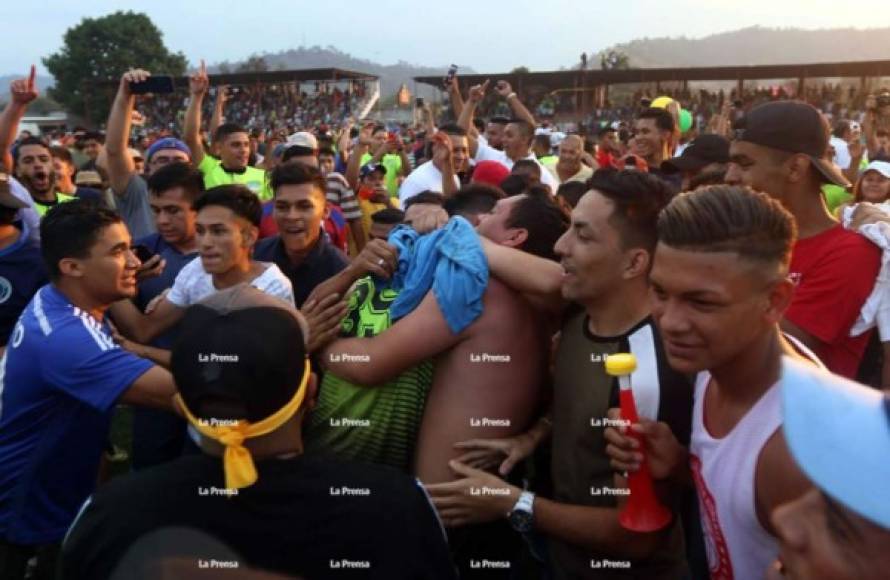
[
  {"xmin": 823, "ymin": 184, "xmax": 853, "ymax": 215},
  {"xmin": 359, "ymin": 152, "xmax": 402, "ymax": 197},
  {"xmin": 198, "ymin": 155, "xmax": 273, "ymax": 201},
  {"xmin": 304, "ymin": 276, "xmax": 433, "ymax": 471},
  {"xmin": 33, "ymin": 192, "xmax": 77, "ymax": 217}
]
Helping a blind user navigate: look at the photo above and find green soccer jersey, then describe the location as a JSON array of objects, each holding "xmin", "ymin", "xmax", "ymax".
[
  {"xmin": 198, "ymin": 155, "xmax": 273, "ymax": 201},
  {"xmin": 304, "ymin": 277, "xmax": 433, "ymax": 471}
]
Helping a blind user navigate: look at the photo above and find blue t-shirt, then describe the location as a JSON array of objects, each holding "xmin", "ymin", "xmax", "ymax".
[
  {"xmin": 134, "ymin": 233, "xmax": 198, "ymax": 349},
  {"xmin": 0, "ymin": 285, "xmax": 153, "ymax": 544},
  {"xmin": 0, "ymin": 224, "xmax": 47, "ymax": 345}
]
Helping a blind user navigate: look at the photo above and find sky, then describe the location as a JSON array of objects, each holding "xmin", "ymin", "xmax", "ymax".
[{"xmin": 7, "ymin": 0, "xmax": 890, "ymax": 76}]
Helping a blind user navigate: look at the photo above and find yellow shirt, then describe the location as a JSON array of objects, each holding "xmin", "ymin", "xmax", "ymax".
[
  {"xmin": 198, "ymin": 155, "xmax": 273, "ymax": 201},
  {"xmin": 359, "ymin": 153, "xmax": 402, "ymax": 197},
  {"xmin": 34, "ymin": 192, "xmax": 77, "ymax": 217}
]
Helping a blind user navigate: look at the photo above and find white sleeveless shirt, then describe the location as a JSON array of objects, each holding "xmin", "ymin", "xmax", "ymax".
[{"xmin": 689, "ymin": 340, "xmax": 823, "ymax": 580}]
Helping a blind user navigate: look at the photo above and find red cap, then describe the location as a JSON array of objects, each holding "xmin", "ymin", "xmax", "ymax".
[{"xmin": 471, "ymin": 160, "xmax": 510, "ymax": 187}]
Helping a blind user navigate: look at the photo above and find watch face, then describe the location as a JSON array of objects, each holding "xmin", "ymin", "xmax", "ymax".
[{"xmin": 509, "ymin": 509, "xmax": 533, "ymax": 533}]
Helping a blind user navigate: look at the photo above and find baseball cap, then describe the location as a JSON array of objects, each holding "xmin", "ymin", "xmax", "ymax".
[
  {"xmin": 360, "ymin": 162, "xmax": 387, "ymax": 179},
  {"xmin": 782, "ymin": 356, "xmax": 890, "ymax": 529},
  {"xmin": 286, "ymin": 131, "xmax": 318, "ymax": 150},
  {"xmin": 0, "ymin": 170, "xmax": 28, "ymax": 210},
  {"xmin": 661, "ymin": 134, "xmax": 730, "ymax": 173},
  {"xmin": 171, "ymin": 285, "xmax": 310, "ymax": 489},
  {"xmin": 471, "ymin": 160, "xmax": 510, "ymax": 187},
  {"xmin": 862, "ymin": 159, "xmax": 890, "ymax": 179},
  {"xmin": 146, "ymin": 137, "xmax": 191, "ymax": 162},
  {"xmin": 74, "ymin": 170, "xmax": 103, "ymax": 187},
  {"xmin": 736, "ymin": 101, "xmax": 850, "ymax": 188}
]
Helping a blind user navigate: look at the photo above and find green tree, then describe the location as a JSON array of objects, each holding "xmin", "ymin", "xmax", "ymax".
[
  {"xmin": 510, "ymin": 66, "xmax": 531, "ymax": 74},
  {"xmin": 43, "ymin": 11, "xmax": 187, "ymax": 125},
  {"xmin": 238, "ymin": 55, "xmax": 269, "ymax": 73},
  {"xmin": 599, "ymin": 50, "xmax": 631, "ymax": 70}
]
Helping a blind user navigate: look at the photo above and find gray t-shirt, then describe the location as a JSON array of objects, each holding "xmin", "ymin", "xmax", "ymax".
[{"xmin": 114, "ymin": 174, "xmax": 156, "ymax": 240}]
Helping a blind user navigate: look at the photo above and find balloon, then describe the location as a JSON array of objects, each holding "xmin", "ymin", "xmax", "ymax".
[
  {"xmin": 651, "ymin": 96, "xmax": 674, "ymax": 109},
  {"xmin": 679, "ymin": 109, "xmax": 693, "ymax": 133}
]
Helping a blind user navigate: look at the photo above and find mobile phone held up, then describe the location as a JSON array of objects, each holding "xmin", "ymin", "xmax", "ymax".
[
  {"xmin": 130, "ymin": 76, "xmax": 175, "ymax": 95},
  {"xmin": 443, "ymin": 65, "xmax": 458, "ymax": 88},
  {"xmin": 132, "ymin": 244, "xmax": 156, "ymax": 264}
]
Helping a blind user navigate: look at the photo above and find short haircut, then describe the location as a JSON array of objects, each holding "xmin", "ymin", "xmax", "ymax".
[
  {"xmin": 404, "ymin": 191, "xmax": 445, "ymax": 210},
  {"xmin": 82, "ymin": 131, "xmax": 104, "ymax": 144},
  {"xmin": 438, "ymin": 124, "xmax": 467, "ymax": 137},
  {"xmin": 505, "ymin": 187, "xmax": 570, "ymax": 261},
  {"xmin": 500, "ymin": 174, "xmax": 530, "ymax": 197},
  {"xmin": 555, "ymin": 181, "xmax": 588, "ymax": 209},
  {"xmin": 832, "ymin": 120, "xmax": 851, "ymax": 138},
  {"xmin": 371, "ymin": 208, "xmax": 405, "ymax": 225},
  {"xmin": 508, "ymin": 119, "xmax": 535, "ymax": 146},
  {"xmin": 13, "ymin": 136, "xmax": 50, "ymax": 165},
  {"xmin": 597, "ymin": 126, "xmax": 617, "ymax": 138},
  {"xmin": 40, "ymin": 200, "xmax": 122, "ymax": 280},
  {"xmin": 587, "ymin": 169, "xmax": 674, "ymax": 253},
  {"xmin": 269, "ymin": 162, "xmax": 326, "ymax": 198},
  {"xmin": 214, "ymin": 123, "xmax": 248, "ymax": 144},
  {"xmin": 443, "ymin": 183, "xmax": 504, "ymax": 217},
  {"xmin": 533, "ymin": 134, "xmax": 551, "ymax": 150},
  {"xmin": 637, "ymin": 108, "xmax": 675, "ymax": 133},
  {"xmin": 688, "ymin": 166, "xmax": 728, "ymax": 190},
  {"xmin": 50, "ymin": 146, "xmax": 73, "ymax": 165},
  {"xmin": 488, "ymin": 116, "xmax": 510, "ymax": 126},
  {"xmin": 657, "ymin": 184, "xmax": 796, "ymax": 269},
  {"xmin": 317, "ymin": 147, "xmax": 336, "ymax": 158},
  {"xmin": 146, "ymin": 162, "xmax": 205, "ymax": 202},
  {"xmin": 511, "ymin": 159, "xmax": 541, "ymax": 179},
  {"xmin": 193, "ymin": 185, "xmax": 262, "ymax": 227},
  {"xmin": 371, "ymin": 125, "xmax": 387, "ymax": 135}
]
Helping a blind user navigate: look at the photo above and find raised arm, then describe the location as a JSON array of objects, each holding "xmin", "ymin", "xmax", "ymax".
[
  {"xmin": 345, "ymin": 122, "xmax": 375, "ymax": 191},
  {"xmin": 183, "ymin": 60, "xmax": 209, "ymax": 167},
  {"xmin": 105, "ymin": 69, "xmax": 148, "ymax": 195},
  {"xmin": 208, "ymin": 84, "xmax": 228, "ymax": 143},
  {"xmin": 495, "ymin": 80, "xmax": 536, "ymax": 127},
  {"xmin": 0, "ymin": 66, "xmax": 37, "ymax": 171},
  {"xmin": 448, "ymin": 76, "xmax": 465, "ymax": 120},
  {"xmin": 457, "ymin": 80, "xmax": 489, "ymax": 158}
]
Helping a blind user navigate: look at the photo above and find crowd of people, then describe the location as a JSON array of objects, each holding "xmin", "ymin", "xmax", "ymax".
[{"xmin": 0, "ymin": 56, "xmax": 888, "ymax": 580}]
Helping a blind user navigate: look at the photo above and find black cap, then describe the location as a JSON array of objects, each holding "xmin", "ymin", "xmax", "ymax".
[
  {"xmin": 661, "ymin": 134, "xmax": 730, "ymax": 173},
  {"xmin": 171, "ymin": 285, "xmax": 308, "ymax": 423},
  {"xmin": 736, "ymin": 101, "xmax": 850, "ymax": 188}
]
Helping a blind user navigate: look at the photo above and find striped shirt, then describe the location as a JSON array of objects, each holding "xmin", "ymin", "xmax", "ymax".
[{"xmin": 325, "ymin": 172, "xmax": 361, "ymax": 221}]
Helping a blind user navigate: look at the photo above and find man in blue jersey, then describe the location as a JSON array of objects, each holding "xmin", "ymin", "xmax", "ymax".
[
  {"xmin": 130, "ymin": 162, "xmax": 201, "ymax": 469},
  {"xmin": 0, "ymin": 201, "xmax": 178, "ymax": 580}
]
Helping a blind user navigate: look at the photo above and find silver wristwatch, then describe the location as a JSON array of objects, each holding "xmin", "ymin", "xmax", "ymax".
[{"xmin": 507, "ymin": 491, "xmax": 535, "ymax": 533}]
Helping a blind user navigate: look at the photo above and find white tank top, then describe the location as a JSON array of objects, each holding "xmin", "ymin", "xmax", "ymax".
[{"xmin": 689, "ymin": 372, "xmax": 781, "ymax": 580}]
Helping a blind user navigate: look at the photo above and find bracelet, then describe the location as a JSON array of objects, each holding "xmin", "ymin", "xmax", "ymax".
[{"xmin": 506, "ymin": 92, "xmax": 517, "ymax": 100}]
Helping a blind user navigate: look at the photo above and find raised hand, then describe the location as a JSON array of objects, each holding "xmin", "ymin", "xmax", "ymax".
[
  {"xmin": 468, "ymin": 79, "xmax": 490, "ymax": 103},
  {"xmin": 358, "ymin": 122, "xmax": 376, "ymax": 147},
  {"xmin": 189, "ymin": 59, "xmax": 209, "ymax": 97},
  {"xmin": 495, "ymin": 80, "xmax": 513, "ymax": 98},
  {"xmin": 10, "ymin": 65, "xmax": 38, "ymax": 106},
  {"xmin": 120, "ymin": 68, "xmax": 151, "ymax": 96}
]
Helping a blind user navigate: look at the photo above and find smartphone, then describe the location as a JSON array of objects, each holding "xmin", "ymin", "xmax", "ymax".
[
  {"xmin": 443, "ymin": 64, "xmax": 458, "ymax": 87},
  {"xmin": 132, "ymin": 244, "xmax": 156, "ymax": 263},
  {"xmin": 129, "ymin": 76, "xmax": 175, "ymax": 95},
  {"xmin": 415, "ymin": 97, "xmax": 425, "ymax": 107}
]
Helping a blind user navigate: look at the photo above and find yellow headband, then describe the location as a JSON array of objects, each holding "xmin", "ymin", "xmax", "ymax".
[{"xmin": 174, "ymin": 359, "xmax": 311, "ymax": 491}]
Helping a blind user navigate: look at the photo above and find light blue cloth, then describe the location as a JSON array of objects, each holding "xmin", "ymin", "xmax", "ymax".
[{"xmin": 384, "ymin": 216, "xmax": 488, "ymax": 333}]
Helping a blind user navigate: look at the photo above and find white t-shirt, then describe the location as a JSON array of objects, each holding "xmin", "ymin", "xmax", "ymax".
[
  {"xmin": 398, "ymin": 160, "xmax": 460, "ymax": 206},
  {"xmin": 474, "ymin": 140, "xmax": 559, "ymax": 192},
  {"xmin": 830, "ymin": 136, "xmax": 851, "ymax": 170},
  {"xmin": 166, "ymin": 257, "xmax": 295, "ymax": 307}
]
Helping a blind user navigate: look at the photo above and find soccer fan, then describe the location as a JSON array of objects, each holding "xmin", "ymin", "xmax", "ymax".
[
  {"xmin": 544, "ymin": 134, "xmax": 595, "ymax": 184},
  {"xmin": 353, "ymin": 162, "xmax": 398, "ymax": 240},
  {"xmin": 0, "ymin": 170, "xmax": 45, "ymax": 356},
  {"xmin": 605, "ymin": 185, "xmax": 821, "ymax": 579},
  {"xmin": 768, "ymin": 361, "xmax": 890, "ymax": 580},
  {"xmin": 483, "ymin": 116, "xmax": 510, "ymax": 150},
  {"xmin": 184, "ymin": 61, "xmax": 273, "ymax": 201},
  {"xmin": 398, "ymin": 124, "xmax": 468, "ymax": 204},
  {"xmin": 660, "ymin": 134, "xmax": 730, "ymax": 191},
  {"xmin": 0, "ymin": 201, "xmax": 178, "ymax": 579},
  {"xmin": 253, "ymin": 163, "xmax": 348, "ymax": 308},
  {"xmin": 77, "ymin": 131, "xmax": 104, "ymax": 172},
  {"xmin": 633, "ymin": 107, "xmax": 680, "ymax": 186},
  {"xmin": 319, "ymin": 145, "xmax": 366, "ymax": 252},
  {"xmin": 442, "ymin": 183, "xmax": 504, "ymax": 226},
  {"xmin": 425, "ymin": 171, "xmax": 693, "ymax": 579},
  {"xmin": 346, "ymin": 124, "xmax": 411, "ymax": 197},
  {"xmin": 49, "ymin": 146, "xmax": 104, "ymax": 204},
  {"xmin": 61, "ymin": 285, "xmax": 458, "ymax": 580},
  {"xmin": 457, "ymin": 79, "xmax": 559, "ymax": 192},
  {"xmin": 106, "ymin": 69, "xmax": 192, "ymax": 239},
  {"xmin": 109, "ymin": 185, "xmax": 293, "ymax": 345},
  {"xmin": 129, "ymin": 162, "xmax": 202, "ymax": 469},
  {"xmin": 368, "ymin": 207, "xmax": 405, "ymax": 241},
  {"xmin": 725, "ymin": 101, "xmax": 881, "ymax": 378}
]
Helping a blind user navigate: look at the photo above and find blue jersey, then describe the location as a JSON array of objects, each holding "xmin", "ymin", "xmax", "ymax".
[
  {"xmin": 0, "ymin": 285, "xmax": 153, "ymax": 545},
  {"xmin": 0, "ymin": 223, "xmax": 47, "ymax": 345}
]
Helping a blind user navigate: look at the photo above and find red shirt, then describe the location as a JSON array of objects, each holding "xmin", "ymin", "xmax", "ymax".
[{"xmin": 785, "ymin": 225, "xmax": 881, "ymax": 378}]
